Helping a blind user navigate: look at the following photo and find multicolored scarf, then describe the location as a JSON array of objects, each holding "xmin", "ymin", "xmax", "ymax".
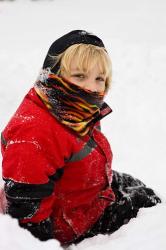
[{"xmin": 34, "ymin": 69, "xmax": 112, "ymax": 136}]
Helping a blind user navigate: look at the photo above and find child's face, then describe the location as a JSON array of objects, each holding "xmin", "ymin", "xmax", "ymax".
[{"xmin": 61, "ymin": 57, "xmax": 106, "ymax": 93}]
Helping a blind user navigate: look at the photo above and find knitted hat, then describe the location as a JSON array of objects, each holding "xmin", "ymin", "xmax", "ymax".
[{"xmin": 43, "ymin": 30, "xmax": 105, "ymax": 73}]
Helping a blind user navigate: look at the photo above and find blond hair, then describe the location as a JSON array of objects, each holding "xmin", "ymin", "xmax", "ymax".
[{"xmin": 50, "ymin": 43, "xmax": 112, "ymax": 92}]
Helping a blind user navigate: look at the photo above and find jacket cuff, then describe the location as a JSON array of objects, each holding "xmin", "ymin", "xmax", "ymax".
[{"xmin": 19, "ymin": 217, "xmax": 54, "ymax": 241}]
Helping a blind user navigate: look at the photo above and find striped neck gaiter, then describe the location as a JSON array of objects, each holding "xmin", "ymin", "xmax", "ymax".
[{"xmin": 34, "ymin": 69, "xmax": 112, "ymax": 136}]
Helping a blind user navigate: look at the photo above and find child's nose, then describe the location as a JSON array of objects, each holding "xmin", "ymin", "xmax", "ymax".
[{"xmin": 84, "ymin": 80, "xmax": 97, "ymax": 92}]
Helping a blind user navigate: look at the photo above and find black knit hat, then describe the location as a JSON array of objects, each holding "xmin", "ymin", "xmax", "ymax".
[{"xmin": 43, "ymin": 30, "xmax": 105, "ymax": 73}]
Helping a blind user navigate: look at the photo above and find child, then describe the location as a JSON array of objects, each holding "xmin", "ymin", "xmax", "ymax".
[{"xmin": 1, "ymin": 30, "xmax": 161, "ymax": 246}]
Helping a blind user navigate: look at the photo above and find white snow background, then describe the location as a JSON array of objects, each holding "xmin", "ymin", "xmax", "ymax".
[{"xmin": 0, "ymin": 0, "xmax": 166, "ymax": 249}]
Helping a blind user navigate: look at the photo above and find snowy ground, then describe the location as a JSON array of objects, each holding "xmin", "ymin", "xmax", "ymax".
[{"xmin": 0, "ymin": 0, "xmax": 166, "ymax": 249}]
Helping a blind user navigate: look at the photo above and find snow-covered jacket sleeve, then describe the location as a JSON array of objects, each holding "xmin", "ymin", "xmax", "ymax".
[{"xmin": 1, "ymin": 120, "xmax": 72, "ymax": 240}]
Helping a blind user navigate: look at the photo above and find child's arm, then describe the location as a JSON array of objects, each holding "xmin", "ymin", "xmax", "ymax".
[
  {"xmin": 1, "ymin": 125, "xmax": 69, "ymax": 240},
  {"xmin": 4, "ymin": 176, "xmax": 55, "ymax": 240}
]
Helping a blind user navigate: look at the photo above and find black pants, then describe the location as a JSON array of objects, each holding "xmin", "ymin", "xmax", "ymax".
[{"xmin": 73, "ymin": 170, "xmax": 161, "ymax": 244}]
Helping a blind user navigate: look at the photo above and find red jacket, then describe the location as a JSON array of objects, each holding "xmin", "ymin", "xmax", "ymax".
[{"xmin": 1, "ymin": 88, "xmax": 115, "ymax": 244}]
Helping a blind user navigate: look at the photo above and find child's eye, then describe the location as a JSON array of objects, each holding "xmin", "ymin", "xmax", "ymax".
[
  {"xmin": 96, "ymin": 77, "xmax": 105, "ymax": 81},
  {"xmin": 73, "ymin": 74, "xmax": 85, "ymax": 79}
]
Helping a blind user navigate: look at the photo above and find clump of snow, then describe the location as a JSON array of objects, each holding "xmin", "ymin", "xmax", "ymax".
[
  {"xmin": 0, "ymin": 214, "xmax": 62, "ymax": 250},
  {"xmin": 0, "ymin": 203, "xmax": 166, "ymax": 250},
  {"xmin": 70, "ymin": 203, "xmax": 166, "ymax": 250}
]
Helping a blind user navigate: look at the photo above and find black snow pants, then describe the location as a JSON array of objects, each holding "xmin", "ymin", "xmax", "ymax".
[{"xmin": 73, "ymin": 170, "xmax": 161, "ymax": 244}]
